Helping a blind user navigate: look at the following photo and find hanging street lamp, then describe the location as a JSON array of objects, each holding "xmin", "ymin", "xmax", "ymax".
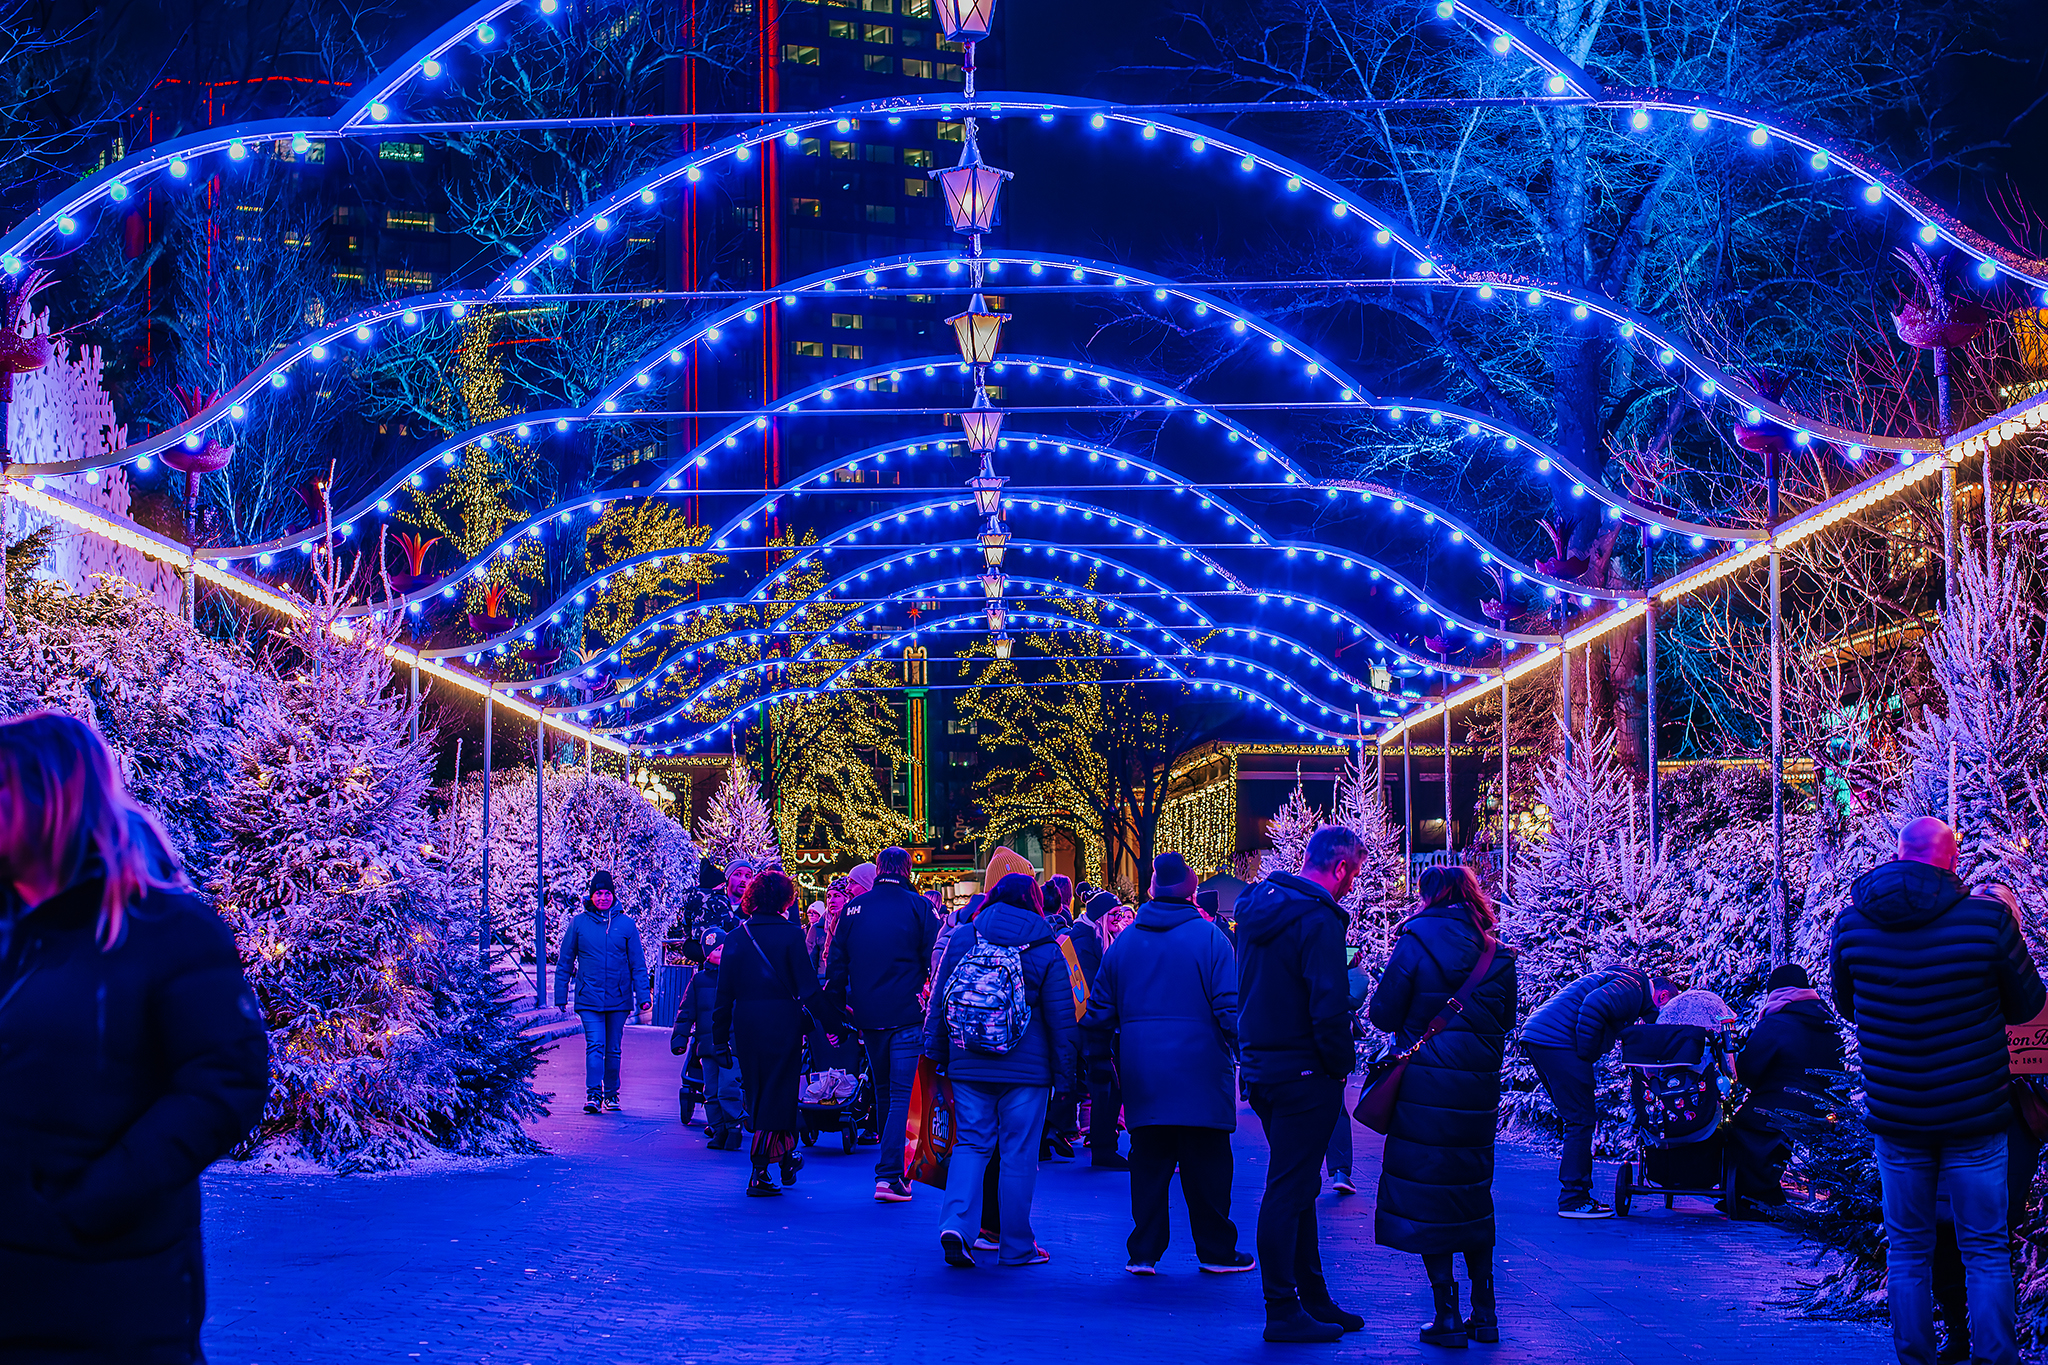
[
  {"xmin": 979, "ymin": 521, "xmax": 1010, "ymax": 569},
  {"xmin": 959, "ymin": 395, "xmax": 1005, "ymax": 457},
  {"xmin": 980, "ymin": 571, "xmax": 1005, "ymax": 599},
  {"xmin": 933, "ymin": 0, "xmax": 997, "ymax": 42},
  {"xmin": 993, "ymin": 634, "xmax": 1014, "ymax": 660},
  {"xmin": 985, "ymin": 602, "xmax": 1007, "ymax": 633},
  {"xmin": 968, "ymin": 460, "xmax": 1007, "ymax": 518},
  {"xmin": 947, "ymin": 293, "xmax": 1010, "ymax": 367},
  {"xmin": 932, "ymin": 126, "xmax": 1012, "ymax": 236}
]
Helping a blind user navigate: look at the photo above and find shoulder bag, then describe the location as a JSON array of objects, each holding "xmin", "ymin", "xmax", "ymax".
[
  {"xmin": 1351, "ymin": 934, "xmax": 1498, "ymax": 1135},
  {"xmin": 738, "ymin": 921, "xmax": 816, "ymax": 1033}
]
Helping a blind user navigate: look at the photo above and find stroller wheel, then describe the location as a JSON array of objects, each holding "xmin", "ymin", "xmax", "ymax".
[
  {"xmin": 1614, "ymin": 1162, "xmax": 1634, "ymax": 1218},
  {"xmin": 840, "ymin": 1126, "xmax": 857, "ymax": 1155},
  {"xmin": 679, "ymin": 1091, "xmax": 697, "ymax": 1127}
]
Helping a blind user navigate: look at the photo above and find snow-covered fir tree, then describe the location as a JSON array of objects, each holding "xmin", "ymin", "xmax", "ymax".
[
  {"xmin": 1259, "ymin": 776, "xmax": 1323, "ymax": 879},
  {"xmin": 1333, "ymin": 751, "xmax": 1407, "ymax": 972},
  {"xmin": 696, "ymin": 756, "xmax": 779, "ymax": 867},
  {"xmin": 209, "ymin": 564, "xmax": 542, "ymax": 1171}
]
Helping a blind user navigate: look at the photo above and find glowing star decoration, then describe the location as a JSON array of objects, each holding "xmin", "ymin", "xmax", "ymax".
[
  {"xmin": 946, "ymin": 293, "xmax": 1010, "ymax": 366},
  {"xmin": 959, "ymin": 396, "xmax": 1005, "ymax": 457},
  {"xmin": 933, "ymin": 0, "xmax": 997, "ymax": 42},
  {"xmin": 932, "ymin": 127, "xmax": 1012, "ymax": 235}
]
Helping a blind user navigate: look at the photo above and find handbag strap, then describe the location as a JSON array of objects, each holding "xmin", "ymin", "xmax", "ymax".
[
  {"xmin": 738, "ymin": 922, "xmax": 803, "ymax": 1006},
  {"xmin": 1405, "ymin": 934, "xmax": 1498, "ymax": 1054}
]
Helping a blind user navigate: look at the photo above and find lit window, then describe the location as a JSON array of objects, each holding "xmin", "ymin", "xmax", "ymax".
[
  {"xmin": 832, "ymin": 313, "xmax": 865, "ymax": 329},
  {"xmin": 900, "ymin": 58, "xmax": 933, "ymax": 79},
  {"xmin": 865, "ymin": 204, "xmax": 897, "ymax": 224},
  {"xmin": 937, "ymin": 121, "xmax": 964, "ymax": 142},
  {"xmin": 828, "ymin": 19, "xmax": 855, "ymax": 37},
  {"xmin": 863, "ymin": 23, "xmax": 893, "ymax": 42},
  {"xmin": 864, "ymin": 53, "xmax": 893, "ymax": 73},
  {"xmin": 799, "ymin": 137, "xmax": 822, "ymax": 155},
  {"xmin": 904, "ymin": 177, "xmax": 929, "ymax": 197},
  {"xmin": 865, "ymin": 144, "xmax": 896, "ymax": 162},
  {"xmin": 829, "ymin": 140, "xmax": 856, "ymax": 159},
  {"xmin": 377, "ymin": 142, "xmax": 426, "ymax": 162},
  {"xmin": 862, "ymin": 0, "xmax": 892, "ymax": 9},
  {"xmin": 937, "ymin": 36, "xmax": 965, "ymax": 52},
  {"xmin": 903, "ymin": 147, "xmax": 934, "ymax": 168},
  {"xmin": 831, "ymin": 343, "xmax": 864, "ymax": 360},
  {"xmin": 903, "ymin": 0, "xmax": 931, "ymax": 14},
  {"xmin": 790, "ymin": 197, "xmax": 822, "ymax": 218},
  {"xmin": 782, "ymin": 43, "xmax": 820, "ymax": 64},
  {"xmin": 331, "ymin": 270, "xmax": 366, "ymax": 284},
  {"xmin": 385, "ymin": 268, "xmax": 434, "ymax": 289},
  {"xmin": 937, "ymin": 62, "xmax": 961, "ymax": 81},
  {"xmin": 792, "ymin": 340, "xmax": 826, "ymax": 357},
  {"xmin": 984, "ymin": 385, "xmax": 1005, "ymax": 400},
  {"xmin": 905, "ymin": 293, "xmax": 935, "ymax": 304},
  {"xmin": 385, "ymin": 208, "xmax": 437, "ymax": 232},
  {"xmin": 870, "ymin": 376, "xmax": 899, "ymax": 392}
]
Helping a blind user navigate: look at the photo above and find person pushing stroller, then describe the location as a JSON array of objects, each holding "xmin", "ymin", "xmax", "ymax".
[{"xmin": 670, "ymin": 927, "xmax": 748, "ymax": 1149}]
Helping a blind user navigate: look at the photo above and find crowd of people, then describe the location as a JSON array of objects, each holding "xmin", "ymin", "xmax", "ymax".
[{"xmin": 4, "ymin": 708, "xmax": 2046, "ymax": 1364}]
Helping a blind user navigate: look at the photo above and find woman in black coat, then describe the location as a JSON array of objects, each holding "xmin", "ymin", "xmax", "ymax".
[
  {"xmin": 713, "ymin": 869, "xmax": 830, "ymax": 1197},
  {"xmin": 0, "ymin": 712, "xmax": 270, "ymax": 1362},
  {"xmin": 1367, "ymin": 865, "xmax": 1519, "ymax": 1350}
]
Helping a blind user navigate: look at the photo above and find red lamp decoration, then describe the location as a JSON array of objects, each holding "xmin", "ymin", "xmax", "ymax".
[
  {"xmin": 386, "ymin": 531, "xmax": 440, "ymax": 595},
  {"xmin": 933, "ymin": 0, "xmax": 997, "ymax": 42},
  {"xmin": 467, "ymin": 581, "xmax": 514, "ymax": 635},
  {"xmin": 932, "ymin": 129, "xmax": 1012, "ymax": 236},
  {"xmin": 947, "ymin": 293, "xmax": 1010, "ymax": 366},
  {"xmin": 979, "ymin": 521, "xmax": 1010, "ymax": 569},
  {"xmin": 959, "ymin": 395, "xmax": 1004, "ymax": 457},
  {"xmin": 1892, "ymin": 245, "xmax": 1991, "ymax": 351},
  {"xmin": 161, "ymin": 387, "xmax": 237, "ymax": 478},
  {"xmin": 0, "ymin": 268, "xmax": 54, "ymax": 385}
]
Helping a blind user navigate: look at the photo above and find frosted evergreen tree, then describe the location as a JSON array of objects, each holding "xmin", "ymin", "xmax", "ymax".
[
  {"xmin": 1498, "ymin": 724, "xmax": 1673, "ymax": 1146},
  {"xmin": 1259, "ymin": 776, "xmax": 1323, "ymax": 879},
  {"xmin": 210, "ymin": 563, "xmax": 542, "ymax": 1171},
  {"xmin": 696, "ymin": 756, "xmax": 779, "ymax": 867},
  {"xmin": 1334, "ymin": 751, "xmax": 1407, "ymax": 972}
]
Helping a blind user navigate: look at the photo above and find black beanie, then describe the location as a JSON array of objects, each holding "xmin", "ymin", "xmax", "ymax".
[
  {"xmin": 1765, "ymin": 963, "xmax": 1811, "ymax": 991},
  {"xmin": 1085, "ymin": 890, "xmax": 1121, "ymax": 920},
  {"xmin": 1152, "ymin": 851, "xmax": 1198, "ymax": 898},
  {"xmin": 589, "ymin": 870, "xmax": 616, "ymax": 897},
  {"xmin": 698, "ymin": 857, "xmax": 725, "ymax": 891}
]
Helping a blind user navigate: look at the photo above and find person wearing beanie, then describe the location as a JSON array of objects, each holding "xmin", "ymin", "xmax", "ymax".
[
  {"xmin": 673, "ymin": 858, "xmax": 737, "ymax": 962},
  {"xmin": 670, "ymin": 927, "xmax": 748, "ymax": 1148},
  {"xmin": 1727, "ymin": 962, "xmax": 1844, "ymax": 1215},
  {"xmin": 1083, "ymin": 850, "xmax": 1250, "ymax": 1275},
  {"xmin": 1054, "ymin": 884, "xmax": 1126, "ymax": 1168},
  {"xmin": 555, "ymin": 870, "xmax": 650, "ymax": 1113}
]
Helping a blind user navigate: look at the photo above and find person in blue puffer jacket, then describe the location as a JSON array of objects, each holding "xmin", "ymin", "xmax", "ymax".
[{"xmin": 555, "ymin": 870, "xmax": 649, "ymax": 1114}]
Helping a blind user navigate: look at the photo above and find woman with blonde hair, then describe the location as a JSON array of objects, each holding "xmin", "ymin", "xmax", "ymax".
[{"xmin": 0, "ymin": 711, "xmax": 270, "ymax": 1362}]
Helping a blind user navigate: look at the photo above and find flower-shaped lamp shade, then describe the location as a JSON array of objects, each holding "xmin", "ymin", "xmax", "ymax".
[
  {"xmin": 947, "ymin": 294, "xmax": 1010, "ymax": 366},
  {"xmin": 979, "ymin": 523, "xmax": 1009, "ymax": 569},
  {"xmin": 933, "ymin": 0, "xmax": 997, "ymax": 42},
  {"xmin": 959, "ymin": 405, "xmax": 1004, "ymax": 456},
  {"xmin": 969, "ymin": 468, "xmax": 1007, "ymax": 518},
  {"xmin": 933, "ymin": 161, "xmax": 1011, "ymax": 235},
  {"xmin": 980, "ymin": 571, "xmax": 1005, "ymax": 599},
  {"xmin": 993, "ymin": 634, "xmax": 1014, "ymax": 660}
]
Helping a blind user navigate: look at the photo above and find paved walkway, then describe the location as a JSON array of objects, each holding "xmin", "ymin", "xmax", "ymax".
[{"xmin": 199, "ymin": 1027, "xmax": 1884, "ymax": 1364}]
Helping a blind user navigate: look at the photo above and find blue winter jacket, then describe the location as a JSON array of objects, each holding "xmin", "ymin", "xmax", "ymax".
[
  {"xmin": 1081, "ymin": 900, "xmax": 1239, "ymax": 1129},
  {"xmin": 555, "ymin": 908, "xmax": 649, "ymax": 1011},
  {"xmin": 924, "ymin": 900, "xmax": 1078, "ymax": 1090}
]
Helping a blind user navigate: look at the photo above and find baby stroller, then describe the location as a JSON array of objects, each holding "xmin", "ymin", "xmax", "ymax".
[
  {"xmin": 1612, "ymin": 1022, "xmax": 1738, "ymax": 1217},
  {"xmin": 797, "ymin": 1038, "xmax": 875, "ymax": 1156}
]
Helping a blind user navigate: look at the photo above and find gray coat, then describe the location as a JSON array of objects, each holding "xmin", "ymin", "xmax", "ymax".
[
  {"xmin": 555, "ymin": 909, "xmax": 649, "ymax": 1011},
  {"xmin": 1081, "ymin": 899, "xmax": 1239, "ymax": 1130}
]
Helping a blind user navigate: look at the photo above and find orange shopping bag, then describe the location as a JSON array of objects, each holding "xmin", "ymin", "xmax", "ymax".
[{"xmin": 904, "ymin": 1055, "xmax": 955, "ymax": 1189}]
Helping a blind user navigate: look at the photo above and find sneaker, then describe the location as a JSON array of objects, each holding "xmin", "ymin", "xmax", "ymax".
[
  {"xmin": 582, "ymin": 1093, "xmax": 601, "ymax": 1115},
  {"xmin": 873, "ymin": 1178, "xmax": 914, "ymax": 1203},
  {"xmin": 1124, "ymin": 1260, "xmax": 1159, "ymax": 1276},
  {"xmin": 1003, "ymin": 1245, "xmax": 1052, "ymax": 1266},
  {"xmin": 856, "ymin": 1129, "xmax": 882, "ymax": 1146},
  {"xmin": 1045, "ymin": 1132, "xmax": 1076, "ymax": 1160},
  {"xmin": 1558, "ymin": 1196, "xmax": 1615, "ymax": 1220},
  {"xmin": 1199, "ymin": 1251, "xmax": 1257, "ymax": 1274},
  {"xmin": 973, "ymin": 1232, "xmax": 1001, "ymax": 1252},
  {"xmin": 1330, "ymin": 1170, "xmax": 1357, "ymax": 1195},
  {"xmin": 940, "ymin": 1230, "xmax": 976, "ymax": 1268},
  {"xmin": 602, "ymin": 1095, "xmax": 622, "ymax": 1113}
]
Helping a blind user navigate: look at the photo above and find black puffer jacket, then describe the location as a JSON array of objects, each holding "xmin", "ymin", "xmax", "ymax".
[
  {"xmin": 1368, "ymin": 903, "xmax": 1519, "ymax": 1254},
  {"xmin": 1520, "ymin": 966, "xmax": 1655, "ymax": 1061},
  {"xmin": 825, "ymin": 875, "xmax": 939, "ymax": 1031},
  {"xmin": 1735, "ymin": 999, "xmax": 1844, "ymax": 1117},
  {"xmin": 0, "ymin": 879, "xmax": 270, "ymax": 1358},
  {"xmin": 1830, "ymin": 860, "xmax": 2046, "ymax": 1144},
  {"xmin": 1235, "ymin": 872, "xmax": 1354, "ymax": 1083}
]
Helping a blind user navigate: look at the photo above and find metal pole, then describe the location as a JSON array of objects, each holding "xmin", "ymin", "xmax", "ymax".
[
  {"xmin": 534, "ymin": 715, "xmax": 548, "ymax": 1012},
  {"xmin": 481, "ymin": 693, "xmax": 494, "ymax": 963},
  {"xmin": 1937, "ymin": 347, "xmax": 1958, "ymax": 828},
  {"xmin": 1401, "ymin": 723, "xmax": 1413, "ymax": 899},
  {"xmin": 409, "ymin": 662, "xmax": 419, "ymax": 746},
  {"xmin": 1559, "ymin": 612, "xmax": 1573, "ymax": 763},
  {"xmin": 1767, "ymin": 454, "xmax": 1786, "ymax": 962},
  {"xmin": 1644, "ymin": 529, "xmax": 1660, "ymax": 851},
  {"xmin": 1499, "ymin": 675, "xmax": 1511, "ymax": 901},
  {"xmin": 1441, "ymin": 678, "xmax": 1453, "ymax": 853}
]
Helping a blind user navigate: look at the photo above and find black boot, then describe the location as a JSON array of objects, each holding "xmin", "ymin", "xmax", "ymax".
[
  {"xmin": 1421, "ymin": 1281, "xmax": 1468, "ymax": 1349},
  {"xmin": 1465, "ymin": 1275, "xmax": 1499, "ymax": 1344},
  {"xmin": 1263, "ymin": 1300, "xmax": 1344, "ymax": 1344},
  {"xmin": 745, "ymin": 1163, "xmax": 782, "ymax": 1197},
  {"xmin": 1300, "ymin": 1294, "xmax": 1365, "ymax": 1333}
]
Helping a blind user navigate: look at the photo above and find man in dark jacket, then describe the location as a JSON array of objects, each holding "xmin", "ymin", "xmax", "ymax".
[
  {"xmin": 1065, "ymin": 889, "xmax": 1129, "ymax": 1169},
  {"xmin": 925, "ymin": 873, "xmax": 1079, "ymax": 1268},
  {"xmin": 827, "ymin": 845, "xmax": 940, "ymax": 1203},
  {"xmin": 555, "ymin": 870, "xmax": 650, "ymax": 1114},
  {"xmin": 669, "ymin": 928, "xmax": 747, "ymax": 1148},
  {"xmin": 1084, "ymin": 853, "xmax": 1250, "ymax": 1275},
  {"xmin": 1520, "ymin": 961, "xmax": 1678, "ymax": 1216},
  {"xmin": 1831, "ymin": 817, "xmax": 2046, "ymax": 1365},
  {"xmin": 1236, "ymin": 826, "xmax": 1365, "ymax": 1343},
  {"xmin": 672, "ymin": 858, "xmax": 736, "ymax": 964}
]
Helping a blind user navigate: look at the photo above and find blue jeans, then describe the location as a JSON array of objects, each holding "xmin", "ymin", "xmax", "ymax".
[
  {"xmin": 863, "ymin": 1026, "xmax": 923, "ymax": 1181},
  {"xmin": 578, "ymin": 1009, "xmax": 627, "ymax": 1098},
  {"xmin": 1876, "ymin": 1132, "xmax": 2016, "ymax": 1365},
  {"xmin": 941, "ymin": 1081, "xmax": 1050, "ymax": 1264}
]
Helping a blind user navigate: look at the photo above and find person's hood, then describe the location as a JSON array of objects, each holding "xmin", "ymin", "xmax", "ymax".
[
  {"xmin": 1853, "ymin": 859, "xmax": 1969, "ymax": 932},
  {"xmin": 1777, "ymin": 997, "xmax": 1836, "ymax": 1030},
  {"xmin": 1236, "ymin": 872, "xmax": 1340, "ymax": 947},
  {"xmin": 972, "ymin": 898, "xmax": 1054, "ymax": 947},
  {"xmin": 697, "ymin": 857, "xmax": 725, "ymax": 891},
  {"xmin": 1134, "ymin": 899, "xmax": 1201, "ymax": 932}
]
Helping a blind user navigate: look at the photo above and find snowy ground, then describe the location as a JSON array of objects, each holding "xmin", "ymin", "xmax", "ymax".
[{"xmin": 199, "ymin": 1026, "xmax": 1886, "ymax": 1365}]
